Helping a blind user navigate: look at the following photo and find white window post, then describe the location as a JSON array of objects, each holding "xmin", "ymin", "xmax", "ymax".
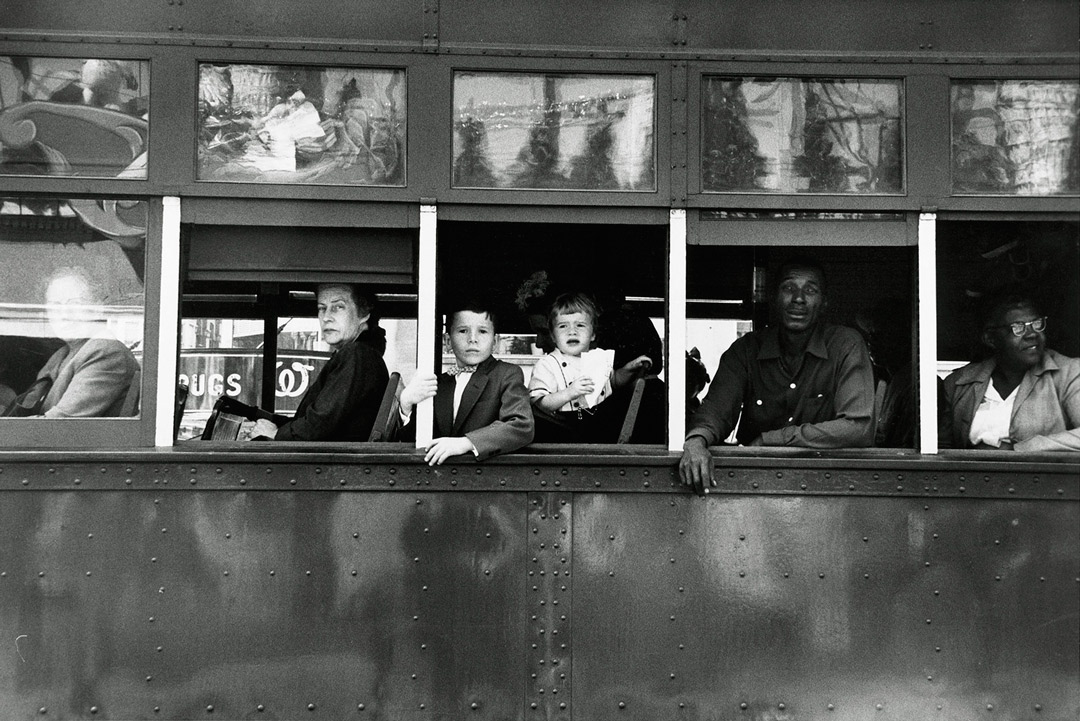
[{"xmin": 416, "ymin": 203, "xmax": 438, "ymax": 448}]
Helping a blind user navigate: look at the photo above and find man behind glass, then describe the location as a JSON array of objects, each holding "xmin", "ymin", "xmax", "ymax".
[
  {"xmin": 680, "ymin": 257, "xmax": 875, "ymax": 494},
  {"xmin": 34, "ymin": 266, "xmax": 140, "ymax": 417}
]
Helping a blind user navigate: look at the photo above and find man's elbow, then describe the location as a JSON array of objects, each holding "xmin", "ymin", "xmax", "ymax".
[{"xmin": 846, "ymin": 417, "xmax": 875, "ymax": 448}]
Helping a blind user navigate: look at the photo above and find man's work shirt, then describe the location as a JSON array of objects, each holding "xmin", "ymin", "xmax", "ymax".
[{"xmin": 686, "ymin": 324, "xmax": 875, "ymax": 448}]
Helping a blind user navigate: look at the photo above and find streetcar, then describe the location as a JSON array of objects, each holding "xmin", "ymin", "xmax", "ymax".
[{"xmin": 0, "ymin": 1, "xmax": 1077, "ymax": 719}]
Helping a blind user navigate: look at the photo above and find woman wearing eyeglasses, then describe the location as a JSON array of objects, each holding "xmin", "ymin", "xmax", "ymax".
[{"xmin": 941, "ymin": 291, "xmax": 1079, "ymax": 451}]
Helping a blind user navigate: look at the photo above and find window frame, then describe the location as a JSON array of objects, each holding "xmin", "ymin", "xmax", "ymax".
[{"xmin": 0, "ymin": 195, "xmax": 162, "ymax": 448}]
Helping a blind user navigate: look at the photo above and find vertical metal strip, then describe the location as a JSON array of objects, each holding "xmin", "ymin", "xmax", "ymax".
[
  {"xmin": 154, "ymin": 196, "xmax": 181, "ymax": 447},
  {"xmin": 918, "ymin": 211, "xmax": 938, "ymax": 454},
  {"xmin": 416, "ymin": 203, "xmax": 438, "ymax": 448},
  {"xmin": 526, "ymin": 492, "xmax": 572, "ymax": 720},
  {"xmin": 667, "ymin": 209, "xmax": 688, "ymax": 451}
]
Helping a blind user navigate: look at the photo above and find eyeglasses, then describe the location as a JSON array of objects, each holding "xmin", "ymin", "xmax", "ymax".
[{"xmin": 986, "ymin": 316, "xmax": 1047, "ymax": 337}]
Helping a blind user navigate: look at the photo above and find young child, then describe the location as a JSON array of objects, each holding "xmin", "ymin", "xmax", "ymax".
[
  {"xmin": 528, "ymin": 292, "xmax": 652, "ymax": 442},
  {"xmin": 396, "ymin": 302, "xmax": 534, "ymax": 465}
]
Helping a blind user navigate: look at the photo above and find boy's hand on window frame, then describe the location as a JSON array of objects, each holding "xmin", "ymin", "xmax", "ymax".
[{"xmin": 423, "ymin": 436, "xmax": 476, "ymax": 465}]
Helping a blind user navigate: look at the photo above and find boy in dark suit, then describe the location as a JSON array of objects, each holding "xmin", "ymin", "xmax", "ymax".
[{"xmin": 396, "ymin": 302, "xmax": 534, "ymax": 465}]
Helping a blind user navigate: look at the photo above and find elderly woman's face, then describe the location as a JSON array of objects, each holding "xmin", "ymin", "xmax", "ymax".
[{"xmin": 984, "ymin": 303, "xmax": 1045, "ymax": 371}]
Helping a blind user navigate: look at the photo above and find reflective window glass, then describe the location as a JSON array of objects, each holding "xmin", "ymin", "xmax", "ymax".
[
  {"xmin": 0, "ymin": 197, "xmax": 145, "ymax": 421},
  {"xmin": 701, "ymin": 76, "xmax": 903, "ymax": 194},
  {"xmin": 952, "ymin": 80, "xmax": 1080, "ymax": 195},
  {"xmin": 0, "ymin": 57, "xmax": 149, "ymax": 179},
  {"xmin": 197, "ymin": 63, "xmax": 406, "ymax": 186},
  {"xmin": 452, "ymin": 72, "xmax": 656, "ymax": 191}
]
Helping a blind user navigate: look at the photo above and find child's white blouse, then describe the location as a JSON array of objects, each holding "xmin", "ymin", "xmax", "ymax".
[{"xmin": 528, "ymin": 349, "xmax": 614, "ymax": 412}]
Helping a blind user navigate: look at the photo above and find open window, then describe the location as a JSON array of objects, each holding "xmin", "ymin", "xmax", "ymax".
[
  {"xmin": 179, "ymin": 222, "xmax": 417, "ymax": 441},
  {"xmin": 686, "ymin": 212, "xmax": 917, "ymax": 449},
  {"xmin": 434, "ymin": 220, "xmax": 668, "ymax": 444},
  {"xmin": 936, "ymin": 218, "xmax": 1079, "ymax": 451}
]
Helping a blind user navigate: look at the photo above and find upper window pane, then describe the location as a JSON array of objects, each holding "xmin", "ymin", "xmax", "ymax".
[
  {"xmin": 1, "ymin": 197, "xmax": 145, "ymax": 420},
  {"xmin": 198, "ymin": 63, "xmax": 406, "ymax": 186},
  {"xmin": 701, "ymin": 77, "xmax": 903, "ymax": 194},
  {"xmin": 452, "ymin": 72, "xmax": 656, "ymax": 191},
  {"xmin": 0, "ymin": 57, "xmax": 149, "ymax": 179},
  {"xmin": 952, "ymin": 80, "xmax": 1080, "ymax": 195}
]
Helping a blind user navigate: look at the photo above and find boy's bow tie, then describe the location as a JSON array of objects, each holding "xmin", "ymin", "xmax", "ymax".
[{"xmin": 446, "ymin": 365, "xmax": 477, "ymax": 377}]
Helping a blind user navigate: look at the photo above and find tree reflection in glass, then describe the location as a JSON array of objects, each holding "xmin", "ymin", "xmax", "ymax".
[{"xmin": 701, "ymin": 77, "xmax": 903, "ymax": 194}]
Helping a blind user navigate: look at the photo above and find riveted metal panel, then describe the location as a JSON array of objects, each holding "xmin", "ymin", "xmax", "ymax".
[
  {"xmin": 0, "ymin": 454, "xmax": 1076, "ymax": 719},
  {"xmin": 526, "ymin": 491, "xmax": 573, "ymax": 720},
  {"xmin": 0, "ymin": 488, "xmax": 528, "ymax": 719},
  {"xmin": 1, "ymin": 0, "xmax": 424, "ymax": 44},
  {"xmin": 573, "ymin": 492, "xmax": 1080, "ymax": 720},
  {"xmin": 0, "ymin": 452, "xmax": 1076, "ymax": 500}
]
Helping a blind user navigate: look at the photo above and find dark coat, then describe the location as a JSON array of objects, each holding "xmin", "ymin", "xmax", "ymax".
[
  {"xmin": 397, "ymin": 356, "xmax": 534, "ymax": 460},
  {"xmin": 275, "ymin": 332, "xmax": 388, "ymax": 441}
]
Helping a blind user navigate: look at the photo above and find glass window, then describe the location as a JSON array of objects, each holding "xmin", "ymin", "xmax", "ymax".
[
  {"xmin": 0, "ymin": 197, "xmax": 145, "ymax": 420},
  {"xmin": 0, "ymin": 57, "xmax": 149, "ymax": 179},
  {"xmin": 952, "ymin": 80, "xmax": 1080, "ymax": 195},
  {"xmin": 701, "ymin": 76, "xmax": 903, "ymax": 194},
  {"xmin": 197, "ymin": 63, "xmax": 406, "ymax": 185},
  {"xmin": 452, "ymin": 72, "xmax": 656, "ymax": 191}
]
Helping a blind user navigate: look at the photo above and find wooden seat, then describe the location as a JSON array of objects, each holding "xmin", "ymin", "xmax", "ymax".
[
  {"xmin": 174, "ymin": 381, "xmax": 190, "ymax": 440},
  {"xmin": 368, "ymin": 372, "xmax": 403, "ymax": 442},
  {"xmin": 617, "ymin": 376, "xmax": 648, "ymax": 444},
  {"xmin": 119, "ymin": 368, "xmax": 141, "ymax": 417}
]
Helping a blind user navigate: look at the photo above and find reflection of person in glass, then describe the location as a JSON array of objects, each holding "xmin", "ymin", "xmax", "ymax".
[
  {"xmin": 252, "ymin": 284, "xmax": 389, "ymax": 441},
  {"xmin": 680, "ymin": 257, "xmax": 876, "ymax": 494},
  {"xmin": 941, "ymin": 291, "xmax": 1079, "ymax": 452},
  {"xmin": 35, "ymin": 267, "xmax": 140, "ymax": 417}
]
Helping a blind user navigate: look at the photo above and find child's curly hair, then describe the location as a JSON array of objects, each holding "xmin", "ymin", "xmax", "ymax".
[{"xmin": 547, "ymin": 292, "xmax": 600, "ymax": 331}]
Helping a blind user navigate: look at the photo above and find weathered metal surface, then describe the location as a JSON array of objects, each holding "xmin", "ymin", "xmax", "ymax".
[
  {"xmin": 3, "ymin": 1, "xmax": 1076, "ymax": 57},
  {"xmin": 0, "ymin": 454, "xmax": 1076, "ymax": 720},
  {"xmin": 573, "ymin": 492, "xmax": 1080, "ymax": 720},
  {"xmin": 0, "ymin": 451, "xmax": 1074, "ymax": 500},
  {"xmin": 527, "ymin": 492, "xmax": 573, "ymax": 720},
  {"xmin": 0, "ymin": 487, "xmax": 527, "ymax": 719}
]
